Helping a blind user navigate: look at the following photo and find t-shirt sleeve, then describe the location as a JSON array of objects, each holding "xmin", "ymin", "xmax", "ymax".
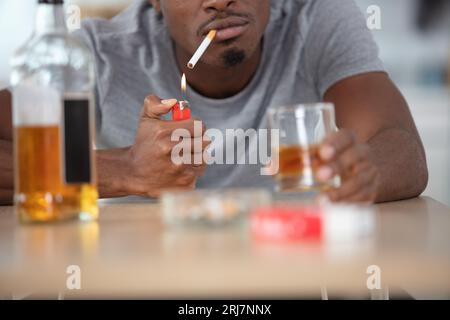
[{"xmin": 303, "ymin": 0, "xmax": 386, "ymax": 98}]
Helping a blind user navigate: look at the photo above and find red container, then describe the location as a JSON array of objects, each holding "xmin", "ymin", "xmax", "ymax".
[{"xmin": 251, "ymin": 205, "xmax": 323, "ymax": 242}]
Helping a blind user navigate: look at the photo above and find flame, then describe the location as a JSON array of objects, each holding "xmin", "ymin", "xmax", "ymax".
[{"xmin": 181, "ymin": 73, "xmax": 187, "ymax": 93}]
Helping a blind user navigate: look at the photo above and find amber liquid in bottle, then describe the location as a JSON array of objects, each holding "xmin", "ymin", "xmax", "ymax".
[{"xmin": 14, "ymin": 126, "xmax": 98, "ymax": 222}]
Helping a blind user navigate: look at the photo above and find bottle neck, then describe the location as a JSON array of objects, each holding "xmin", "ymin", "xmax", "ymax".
[{"xmin": 35, "ymin": 3, "xmax": 67, "ymax": 35}]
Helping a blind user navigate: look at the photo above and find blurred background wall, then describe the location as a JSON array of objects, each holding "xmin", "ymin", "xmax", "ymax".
[
  {"xmin": 355, "ymin": 0, "xmax": 450, "ymax": 206},
  {"xmin": 0, "ymin": 0, "xmax": 449, "ymax": 204},
  {"xmin": 0, "ymin": 0, "xmax": 132, "ymax": 89}
]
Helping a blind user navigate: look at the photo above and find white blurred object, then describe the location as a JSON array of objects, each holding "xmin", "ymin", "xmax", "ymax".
[
  {"xmin": 0, "ymin": 0, "xmax": 35, "ymax": 88},
  {"xmin": 0, "ymin": 0, "xmax": 132, "ymax": 88},
  {"xmin": 322, "ymin": 203, "xmax": 376, "ymax": 243},
  {"xmin": 162, "ymin": 189, "xmax": 273, "ymax": 227}
]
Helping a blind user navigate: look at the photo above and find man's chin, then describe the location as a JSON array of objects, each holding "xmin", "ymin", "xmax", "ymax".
[
  {"xmin": 200, "ymin": 47, "xmax": 248, "ymax": 68},
  {"xmin": 221, "ymin": 48, "xmax": 247, "ymax": 67}
]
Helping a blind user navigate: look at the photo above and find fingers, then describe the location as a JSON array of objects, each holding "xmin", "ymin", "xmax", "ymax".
[
  {"xmin": 141, "ymin": 166, "xmax": 203, "ymax": 198},
  {"xmin": 192, "ymin": 162, "xmax": 207, "ymax": 177},
  {"xmin": 165, "ymin": 136, "xmax": 209, "ymax": 178},
  {"xmin": 170, "ymin": 137, "xmax": 211, "ymax": 154},
  {"xmin": 320, "ymin": 129, "xmax": 356, "ymax": 161},
  {"xmin": 170, "ymin": 163, "xmax": 207, "ymax": 186},
  {"xmin": 317, "ymin": 144, "xmax": 370, "ymax": 181},
  {"xmin": 326, "ymin": 162, "xmax": 379, "ymax": 203},
  {"xmin": 167, "ymin": 123, "xmax": 208, "ymax": 141},
  {"xmin": 316, "ymin": 130, "xmax": 379, "ymax": 203},
  {"xmin": 142, "ymin": 95, "xmax": 177, "ymax": 120},
  {"xmin": 141, "ymin": 95, "xmax": 207, "ymax": 139}
]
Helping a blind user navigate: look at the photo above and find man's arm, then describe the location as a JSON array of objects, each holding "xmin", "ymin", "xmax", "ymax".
[{"xmin": 323, "ymin": 72, "xmax": 428, "ymax": 203}]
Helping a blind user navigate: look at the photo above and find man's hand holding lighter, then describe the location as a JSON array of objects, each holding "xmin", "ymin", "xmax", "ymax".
[{"xmin": 119, "ymin": 95, "xmax": 209, "ymax": 198}]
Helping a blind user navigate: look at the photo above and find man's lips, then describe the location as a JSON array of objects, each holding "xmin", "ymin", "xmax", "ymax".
[
  {"xmin": 202, "ymin": 16, "xmax": 250, "ymax": 42},
  {"xmin": 215, "ymin": 25, "xmax": 249, "ymax": 42}
]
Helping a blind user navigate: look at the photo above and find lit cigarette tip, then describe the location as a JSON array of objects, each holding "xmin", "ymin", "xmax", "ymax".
[{"xmin": 187, "ymin": 29, "xmax": 217, "ymax": 70}]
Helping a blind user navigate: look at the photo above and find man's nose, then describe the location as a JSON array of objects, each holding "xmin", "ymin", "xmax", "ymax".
[{"xmin": 202, "ymin": 0, "xmax": 236, "ymax": 13}]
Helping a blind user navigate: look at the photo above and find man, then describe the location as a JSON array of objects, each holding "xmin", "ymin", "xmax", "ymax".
[{"xmin": 0, "ymin": 0, "xmax": 428, "ymax": 204}]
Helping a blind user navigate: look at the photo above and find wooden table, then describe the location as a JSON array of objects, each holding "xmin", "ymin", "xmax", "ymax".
[{"xmin": 0, "ymin": 197, "xmax": 449, "ymax": 299}]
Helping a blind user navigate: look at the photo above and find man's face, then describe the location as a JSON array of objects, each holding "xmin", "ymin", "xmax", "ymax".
[{"xmin": 151, "ymin": 0, "xmax": 270, "ymax": 68}]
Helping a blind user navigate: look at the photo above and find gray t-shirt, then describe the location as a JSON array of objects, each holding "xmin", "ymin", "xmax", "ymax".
[{"xmin": 76, "ymin": 0, "xmax": 384, "ymax": 189}]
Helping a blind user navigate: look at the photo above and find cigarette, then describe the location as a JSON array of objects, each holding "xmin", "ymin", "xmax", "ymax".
[{"xmin": 187, "ymin": 30, "xmax": 217, "ymax": 69}]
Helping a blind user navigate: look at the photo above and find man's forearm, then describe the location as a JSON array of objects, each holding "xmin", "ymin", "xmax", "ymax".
[
  {"xmin": 369, "ymin": 127, "xmax": 428, "ymax": 203},
  {"xmin": 0, "ymin": 140, "xmax": 13, "ymax": 205},
  {"xmin": 96, "ymin": 147, "xmax": 134, "ymax": 198},
  {"xmin": 1, "ymin": 143, "xmax": 135, "ymax": 205}
]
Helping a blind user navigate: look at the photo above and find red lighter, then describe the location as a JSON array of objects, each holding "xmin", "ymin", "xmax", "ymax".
[
  {"xmin": 172, "ymin": 100, "xmax": 191, "ymax": 121},
  {"xmin": 172, "ymin": 73, "xmax": 191, "ymax": 121}
]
